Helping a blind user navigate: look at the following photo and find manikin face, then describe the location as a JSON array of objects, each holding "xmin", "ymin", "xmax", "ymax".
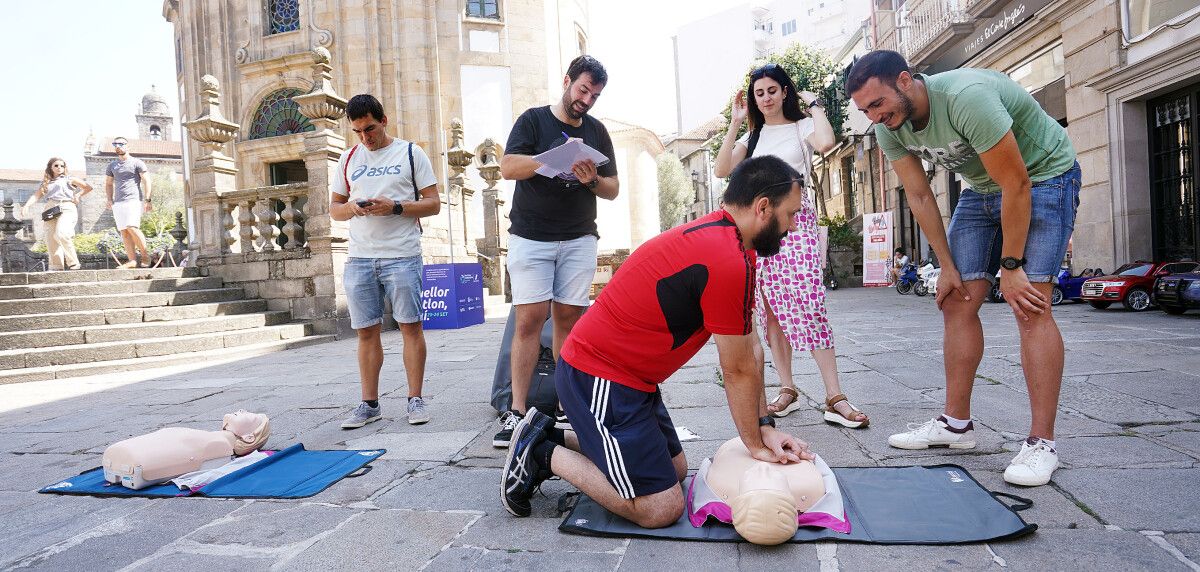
[
  {"xmin": 752, "ymin": 182, "xmax": 804, "ymax": 257},
  {"xmin": 112, "ymin": 139, "xmax": 128, "ymax": 157},
  {"xmin": 350, "ymin": 115, "xmax": 390, "ymax": 151},
  {"xmin": 560, "ymin": 72, "xmax": 605, "ymax": 120},
  {"xmin": 752, "ymin": 77, "xmax": 786, "ymax": 120},
  {"xmin": 851, "ymin": 76, "xmax": 917, "ymax": 132}
]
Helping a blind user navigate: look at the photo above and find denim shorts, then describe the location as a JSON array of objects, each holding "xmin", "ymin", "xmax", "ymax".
[
  {"xmin": 947, "ymin": 162, "xmax": 1081, "ymax": 284},
  {"xmin": 506, "ymin": 234, "xmax": 597, "ymax": 306},
  {"xmin": 343, "ymin": 256, "xmax": 423, "ymax": 329}
]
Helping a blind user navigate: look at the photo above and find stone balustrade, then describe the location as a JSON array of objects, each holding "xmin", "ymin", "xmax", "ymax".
[{"xmin": 218, "ymin": 182, "xmax": 311, "ymax": 254}]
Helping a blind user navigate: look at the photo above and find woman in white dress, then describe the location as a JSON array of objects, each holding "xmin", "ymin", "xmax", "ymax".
[{"xmin": 714, "ymin": 64, "xmax": 869, "ymax": 428}]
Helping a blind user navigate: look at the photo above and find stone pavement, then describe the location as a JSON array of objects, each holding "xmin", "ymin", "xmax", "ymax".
[{"xmin": 1, "ymin": 287, "xmax": 1198, "ymax": 571}]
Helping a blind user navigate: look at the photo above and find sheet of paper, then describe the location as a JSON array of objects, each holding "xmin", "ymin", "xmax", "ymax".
[
  {"xmin": 533, "ymin": 138, "xmax": 610, "ymax": 179},
  {"xmin": 675, "ymin": 426, "xmax": 700, "ymax": 442}
]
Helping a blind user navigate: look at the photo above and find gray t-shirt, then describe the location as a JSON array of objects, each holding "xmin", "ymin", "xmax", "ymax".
[{"xmin": 106, "ymin": 157, "xmax": 147, "ymax": 203}]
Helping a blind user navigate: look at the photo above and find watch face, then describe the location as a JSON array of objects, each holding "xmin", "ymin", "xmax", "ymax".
[{"xmin": 1001, "ymin": 257, "xmax": 1020, "ymax": 270}]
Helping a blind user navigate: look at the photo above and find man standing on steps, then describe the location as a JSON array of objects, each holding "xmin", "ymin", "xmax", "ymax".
[
  {"xmin": 493, "ymin": 55, "xmax": 619, "ymax": 448},
  {"xmin": 330, "ymin": 94, "xmax": 441, "ymax": 429},
  {"xmin": 105, "ymin": 137, "xmax": 152, "ymax": 268},
  {"xmin": 847, "ymin": 50, "xmax": 1080, "ymax": 487}
]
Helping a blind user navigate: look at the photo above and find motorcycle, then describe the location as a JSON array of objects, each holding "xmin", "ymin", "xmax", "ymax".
[
  {"xmin": 895, "ymin": 262, "xmax": 920, "ymax": 295},
  {"xmin": 915, "ymin": 260, "xmax": 940, "ymax": 297},
  {"xmin": 823, "ymin": 258, "xmax": 839, "ymax": 290}
]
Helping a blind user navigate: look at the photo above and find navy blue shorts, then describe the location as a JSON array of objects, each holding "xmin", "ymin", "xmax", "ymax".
[{"xmin": 556, "ymin": 358, "xmax": 684, "ymax": 499}]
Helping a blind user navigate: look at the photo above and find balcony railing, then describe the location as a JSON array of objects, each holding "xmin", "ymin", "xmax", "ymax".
[
  {"xmin": 892, "ymin": 0, "xmax": 972, "ymax": 64},
  {"xmin": 219, "ymin": 183, "xmax": 310, "ymax": 254}
]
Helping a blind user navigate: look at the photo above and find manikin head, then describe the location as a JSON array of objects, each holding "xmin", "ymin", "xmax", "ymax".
[
  {"xmin": 730, "ymin": 463, "xmax": 799, "ymax": 545},
  {"xmin": 221, "ymin": 410, "xmax": 270, "ymax": 456}
]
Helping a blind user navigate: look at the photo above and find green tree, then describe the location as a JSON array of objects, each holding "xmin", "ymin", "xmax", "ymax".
[
  {"xmin": 141, "ymin": 170, "xmax": 185, "ymax": 237},
  {"xmin": 657, "ymin": 153, "xmax": 693, "ymax": 231},
  {"xmin": 709, "ymin": 43, "xmax": 848, "ymax": 152}
]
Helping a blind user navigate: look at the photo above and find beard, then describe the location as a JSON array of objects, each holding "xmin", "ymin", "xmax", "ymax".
[
  {"xmin": 887, "ymin": 91, "xmax": 917, "ymax": 132},
  {"xmin": 562, "ymin": 91, "xmax": 589, "ymax": 120},
  {"xmin": 752, "ymin": 215, "xmax": 789, "ymax": 257}
]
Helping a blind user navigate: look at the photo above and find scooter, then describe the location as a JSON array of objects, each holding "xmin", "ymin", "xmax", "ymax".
[
  {"xmin": 895, "ymin": 262, "xmax": 920, "ymax": 295},
  {"xmin": 915, "ymin": 261, "xmax": 940, "ymax": 297}
]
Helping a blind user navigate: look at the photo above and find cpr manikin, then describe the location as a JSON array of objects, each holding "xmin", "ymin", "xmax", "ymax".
[
  {"xmin": 102, "ymin": 411, "xmax": 270, "ymax": 490},
  {"xmin": 688, "ymin": 438, "xmax": 849, "ymax": 544}
]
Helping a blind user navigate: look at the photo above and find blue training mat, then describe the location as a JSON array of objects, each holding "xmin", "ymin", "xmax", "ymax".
[
  {"xmin": 38, "ymin": 444, "xmax": 385, "ymax": 499},
  {"xmin": 560, "ymin": 465, "xmax": 1037, "ymax": 545}
]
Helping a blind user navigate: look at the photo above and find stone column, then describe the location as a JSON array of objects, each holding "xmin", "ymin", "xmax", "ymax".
[
  {"xmin": 292, "ymin": 46, "xmax": 350, "ymax": 336},
  {"xmin": 474, "ymin": 138, "xmax": 506, "ymax": 297},
  {"xmin": 446, "ymin": 119, "xmax": 475, "ymax": 259},
  {"xmin": 182, "ymin": 75, "xmax": 240, "ymax": 259}
]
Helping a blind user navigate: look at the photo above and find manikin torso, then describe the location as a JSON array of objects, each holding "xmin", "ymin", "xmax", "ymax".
[{"xmin": 706, "ymin": 437, "xmax": 825, "ymax": 512}]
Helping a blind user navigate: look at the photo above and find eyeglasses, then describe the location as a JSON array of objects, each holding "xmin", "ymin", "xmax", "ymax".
[
  {"xmin": 112, "ymin": 142, "xmax": 127, "ymax": 147},
  {"xmin": 756, "ymin": 177, "xmax": 805, "ymax": 196}
]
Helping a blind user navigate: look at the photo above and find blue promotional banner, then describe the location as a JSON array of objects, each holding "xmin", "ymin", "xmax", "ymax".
[{"xmin": 422, "ymin": 263, "xmax": 485, "ymax": 330}]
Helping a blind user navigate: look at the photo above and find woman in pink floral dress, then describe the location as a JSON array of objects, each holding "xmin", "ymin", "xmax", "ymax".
[{"xmin": 714, "ymin": 63, "xmax": 869, "ymax": 428}]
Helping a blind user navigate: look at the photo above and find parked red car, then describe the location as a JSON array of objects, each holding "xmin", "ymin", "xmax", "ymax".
[{"xmin": 1081, "ymin": 261, "xmax": 1200, "ymax": 311}]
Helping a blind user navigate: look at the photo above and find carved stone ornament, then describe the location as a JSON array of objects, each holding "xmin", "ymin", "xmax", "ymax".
[
  {"xmin": 292, "ymin": 46, "xmax": 347, "ymax": 124},
  {"xmin": 183, "ymin": 75, "xmax": 240, "ymax": 155}
]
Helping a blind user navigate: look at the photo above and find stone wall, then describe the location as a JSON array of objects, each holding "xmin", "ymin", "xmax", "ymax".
[{"xmin": 196, "ymin": 249, "xmax": 347, "ymax": 336}]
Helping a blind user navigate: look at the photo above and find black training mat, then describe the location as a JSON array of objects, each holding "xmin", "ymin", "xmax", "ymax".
[{"xmin": 559, "ymin": 465, "xmax": 1036, "ymax": 544}]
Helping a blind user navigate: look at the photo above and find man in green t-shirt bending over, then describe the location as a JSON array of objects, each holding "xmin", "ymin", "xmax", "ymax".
[{"xmin": 848, "ymin": 50, "xmax": 1080, "ymax": 487}]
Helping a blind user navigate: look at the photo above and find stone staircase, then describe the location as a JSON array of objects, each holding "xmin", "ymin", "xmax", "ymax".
[{"xmin": 0, "ymin": 267, "xmax": 334, "ymax": 384}]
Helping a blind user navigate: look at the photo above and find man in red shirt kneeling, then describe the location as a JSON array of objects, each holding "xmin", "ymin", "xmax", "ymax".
[{"xmin": 501, "ymin": 155, "xmax": 815, "ymax": 528}]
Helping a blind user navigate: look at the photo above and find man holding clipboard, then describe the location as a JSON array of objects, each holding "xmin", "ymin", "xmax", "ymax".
[{"xmin": 495, "ymin": 55, "xmax": 619, "ymax": 448}]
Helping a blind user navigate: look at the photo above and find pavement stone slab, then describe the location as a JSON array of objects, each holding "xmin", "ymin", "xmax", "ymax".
[
  {"xmin": 0, "ymin": 495, "xmax": 153, "ymax": 569},
  {"xmin": 474, "ymin": 548, "xmax": 623, "ymax": 571},
  {"xmin": 835, "ymin": 542, "xmax": 996, "ymax": 570},
  {"xmin": 1052, "ymin": 468, "xmax": 1200, "ymax": 532},
  {"xmin": 186, "ymin": 501, "xmax": 360, "ymax": 548},
  {"xmin": 1056, "ymin": 435, "xmax": 1196, "ymax": 468},
  {"xmin": 452, "ymin": 511, "xmax": 628, "ymax": 553},
  {"xmin": 344, "ymin": 430, "xmax": 476, "ymax": 462},
  {"xmin": 126, "ymin": 551, "xmax": 276, "ymax": 572},
  {"xmin": 282, "ymin": 508, "xmax": 476, "ymax": 572},
  {"xmin": 1164, "ymin": 533, "xmax": 1200, "ymax": 567},
  {"xmin": 617, "ymin": 538, "xmax": 743, "ymax": 570},
  {"xmin": 990, "ymin": 528, "xmax": 1191, "ymax": 571}
]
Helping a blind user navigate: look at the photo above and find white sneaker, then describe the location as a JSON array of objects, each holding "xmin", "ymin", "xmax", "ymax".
[
  {"xmin": 888, "ymin": 417, "xmax": 976, "ymax": 450},
  {"xmin": 1003, "ymin": 438, "xmax": 1059, "ymax": 486}
]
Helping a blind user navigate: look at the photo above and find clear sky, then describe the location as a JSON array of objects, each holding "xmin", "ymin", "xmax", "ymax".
[
  {"xmin": 0, "ymin": 0, "xmax": 178, "ymax": 173},
  {"xmin": 0, "ymin": 0, "xmax": 740, "ymax": 174}
]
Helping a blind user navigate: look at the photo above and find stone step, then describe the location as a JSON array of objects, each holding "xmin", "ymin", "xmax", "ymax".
[
  {"xmin": 0, "ymin": 267, "xmax": 202, "ymax": 286},
  {"xmin": 0, "ymin": 311, "xmax": 293, "ymax": 350},
  {"xmin": 0, "ymin": 299, "xmax": 269, "ymax": 333},
  {"xmin": 484, "ymin": 294, "xmax": 510, "ymax": 320},
  {"xmin": 0, "ymin": 276, "xmax": 225, "ymax": 301},
  {"xmin": 0, "ymin": 322, "xmax": 312, "ymax": 370},
  {"xmin": 0, "ymin": 287, "xmax": 245, "ymax": 317},
  {"xmin": 0, "ymin": 333, "xmax": 335, "ymax": 384}
]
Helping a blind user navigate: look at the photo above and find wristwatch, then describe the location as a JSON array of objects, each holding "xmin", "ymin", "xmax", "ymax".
[
  {"xmin": 1000, "ymin": 256, "xmax": 1027, "ymax": 270},
  {"xmin": 807, "ymin": 98, "xmax": 825, "ymax": 109},
  {"xmin": 584, "ymin": 178, "xmax": 599, "ymax": 191},
  {"xmin": 759, "ymin": 415, "xmax": 776, "ymax": 428},
  {"xmin": 392, "ymin": 202, "xmax": 405, "ymax": 216}
]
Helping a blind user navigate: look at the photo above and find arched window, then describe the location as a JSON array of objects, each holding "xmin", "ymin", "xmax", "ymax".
[
  {"xmin": 247, "ymin": 88, "xmax": 314, "ymax": 140},
  {"xmin": 149, "ymin": 125, "xmax": 162, "ymax": 140},
  {"xmin": 265, "ymin": 0, "xmax": 300, "ymax": 35}
]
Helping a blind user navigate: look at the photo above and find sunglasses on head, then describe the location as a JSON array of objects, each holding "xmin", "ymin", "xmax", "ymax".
[
  {"xmin": 756, "ymin": 177, "xmax": 805, "ymax": 198},
  {"xmin": 752, "ymin": 63, "xmax": 781, "ymax": 77}
]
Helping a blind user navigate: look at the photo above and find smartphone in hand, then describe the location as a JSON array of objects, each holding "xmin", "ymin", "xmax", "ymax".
[{"xmin": 356, "ymin": 199, "xmax": 373, "ymax": 208}]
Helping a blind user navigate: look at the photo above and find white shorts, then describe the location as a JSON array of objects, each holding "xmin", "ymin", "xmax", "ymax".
[{"xmin": 112, "ymin": 200, "xmax": 143, "ymax": 230}]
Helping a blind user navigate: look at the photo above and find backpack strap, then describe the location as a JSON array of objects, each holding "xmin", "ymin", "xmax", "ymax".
[
  {"xmin": 342, "ymin": 144, "xmax": 360, "ymax": 194},
  {"xmin": 408, "ymin": 142, "xmax": 422, "ymax": 234}
]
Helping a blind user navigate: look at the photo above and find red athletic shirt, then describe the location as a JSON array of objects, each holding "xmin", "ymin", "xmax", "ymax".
[{"xmin": 561, "ymin": 210, "xmax": 757, "ymax": 392}]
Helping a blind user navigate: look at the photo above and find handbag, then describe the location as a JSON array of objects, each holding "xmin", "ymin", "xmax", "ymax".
[{"xmin": 41, "ymin": 205, "xmax": 62, "ymax": 221}]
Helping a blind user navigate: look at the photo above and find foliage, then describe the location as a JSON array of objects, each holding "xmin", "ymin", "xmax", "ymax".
[
  {"xmin": 709, "ymin": 43, "xmax": 848, "ymax": 156},
  {"xmin": 31, "ymin": 241, "xmax": 46, "ymax": 253},
  {"xmin": 141, "ymin": 170, "xmax": 186, "ymax": 237},
  {"xmin": 72, "ymin": 232, "xmax": 104, "ymax": 255},
  {"xmin": 656, "ymin": 153, "xmax": 694, "ymax": 231},
  {"xmin": 69, "ymin": 229, "xmax": 181, "ymax": 257},
  {"xmin": 819, "ymin": 214, "xmax": 860, "ymax": 249}
]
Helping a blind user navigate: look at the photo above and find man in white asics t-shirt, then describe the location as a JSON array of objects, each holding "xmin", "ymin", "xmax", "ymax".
[{"xmin": 330, "ymin": 94, "xmax": 441, "ymax": 430}]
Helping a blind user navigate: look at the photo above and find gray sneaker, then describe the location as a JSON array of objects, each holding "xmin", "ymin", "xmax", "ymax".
[
  {"xmin": 341, "ymin": 402, "xmax": 382, "ymax": 429},
  {"xmin": 407, "ymin": 396, "xmax": 430, "ymax": 425}
]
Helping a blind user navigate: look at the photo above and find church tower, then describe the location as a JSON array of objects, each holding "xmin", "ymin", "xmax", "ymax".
[{"xmin": 136, "ymin": 85, "xmax": 174, "ymax": 141}]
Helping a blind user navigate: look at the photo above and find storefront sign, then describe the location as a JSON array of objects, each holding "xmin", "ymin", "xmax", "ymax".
[
  {"xmin": 422, "ymin": 262, "xmax": 485, "ymax": 330},
  {"xmin": 862, "ymin": 212, "xmax": 894, "ymax": 287},
  {"xmin": 925, "ymin": 0, "xmax": 1054, "ymax": 74}
]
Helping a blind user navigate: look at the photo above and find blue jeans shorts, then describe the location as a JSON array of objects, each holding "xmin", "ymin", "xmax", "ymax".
[
  {"xmin": 506, "ymin": 234, "xmax": 597, "ymax": 306},
  {"xmin": 344, "ymin": 256, "xmax": 423, "ymax": 329},
  {"xmin": 947, "ymin": 162, "xmax": 1081, "ymax": 284},
  {"xmin": 556, "ymin": 358, "xmax": 684, "ymax": 499}
]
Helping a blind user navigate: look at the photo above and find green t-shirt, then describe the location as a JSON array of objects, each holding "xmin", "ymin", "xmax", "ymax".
[{"xmin": 875, "ymin": 68, "xmax": 1075, "ymax": 194}]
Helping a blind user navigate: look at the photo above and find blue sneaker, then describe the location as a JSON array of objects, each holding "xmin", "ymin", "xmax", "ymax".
[{"xmin": 501, "ymin": 406, "xmax": 554, "ymax": 517}]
